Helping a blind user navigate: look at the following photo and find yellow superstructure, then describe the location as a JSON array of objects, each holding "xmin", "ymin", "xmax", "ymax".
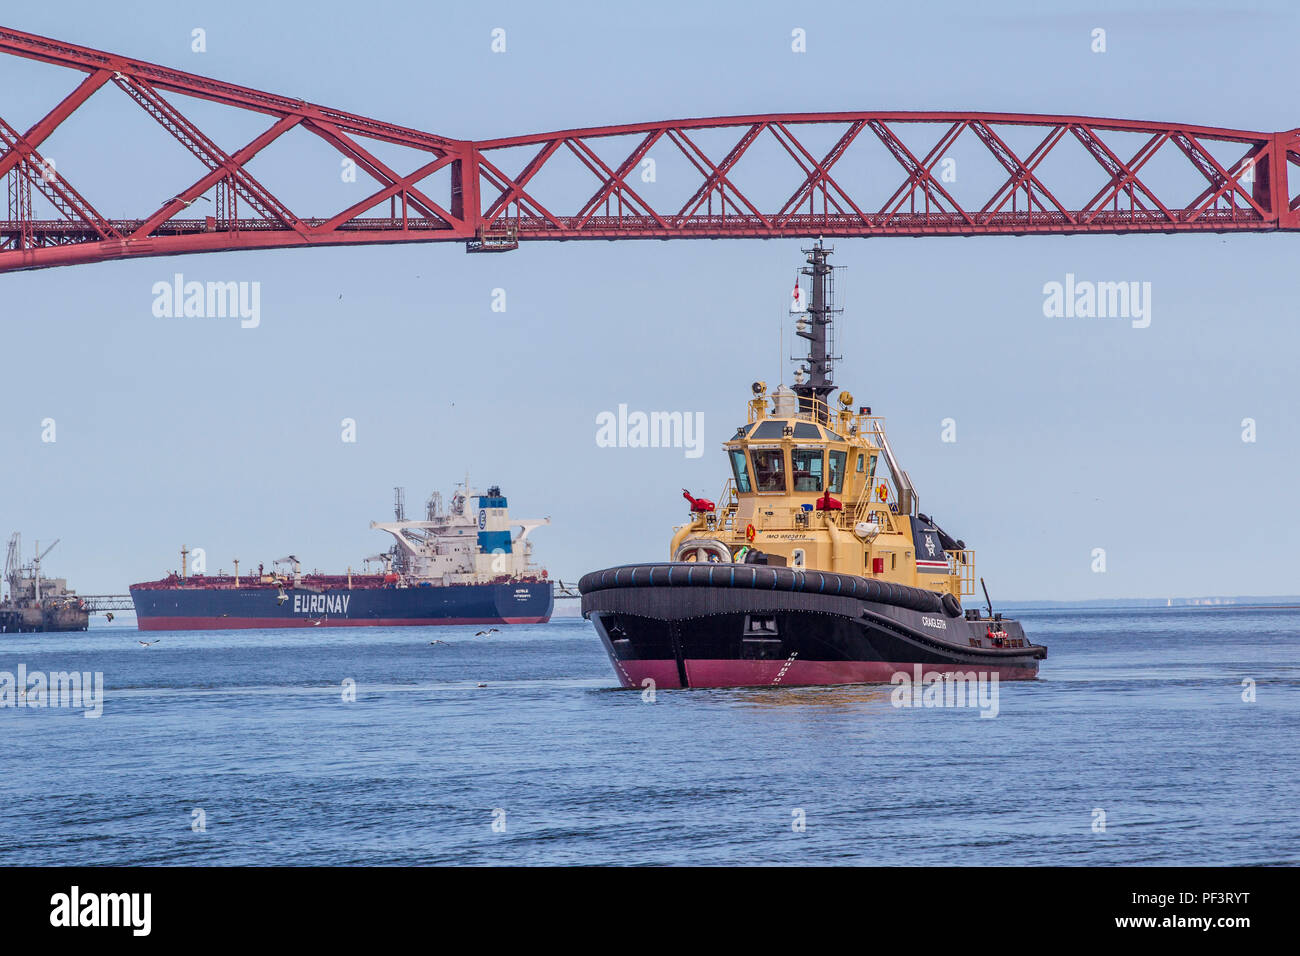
[{"xmin": 670, "ymin": 385, "xmax": 975, "ymax": 602}]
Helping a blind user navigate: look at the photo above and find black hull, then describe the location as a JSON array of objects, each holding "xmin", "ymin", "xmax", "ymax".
[{"xmin": 579, "ymin": 563, "xmax": 1045, "ymax": 688}]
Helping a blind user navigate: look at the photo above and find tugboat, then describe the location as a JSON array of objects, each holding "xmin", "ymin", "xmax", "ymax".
[{"xmin": 580, "ymin": 242, "xmax": 1046, "ymax": 688}]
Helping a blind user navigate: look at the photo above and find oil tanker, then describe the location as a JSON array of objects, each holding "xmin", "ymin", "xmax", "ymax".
[{"xmin": 130, "ymin": 483, "xmax": 553, "ymax": 630}]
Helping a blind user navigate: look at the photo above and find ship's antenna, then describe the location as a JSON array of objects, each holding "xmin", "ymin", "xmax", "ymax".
[
  {"xmin": 392, "ymin": 487, "xmax": 408, "ymax": 575},
  {"xmin": 791, "ymin": 238, "xmax": 842, "ymax": 422}
]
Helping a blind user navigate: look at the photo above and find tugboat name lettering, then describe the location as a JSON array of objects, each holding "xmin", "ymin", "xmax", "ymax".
[
  {"xmin": 292, "ymin": 594, "xmax": 351, "ymax": 615},
  {"xmin": 920, "ymin": 616, "xmax": 947, "ymax": 630}
]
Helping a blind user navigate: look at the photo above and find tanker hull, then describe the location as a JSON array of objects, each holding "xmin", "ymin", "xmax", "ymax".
[{"xmin": 131, "ymin": 580, "xmax": 553, "ymax": 630}]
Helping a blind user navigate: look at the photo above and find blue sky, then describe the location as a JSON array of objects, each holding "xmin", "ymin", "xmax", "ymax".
[{"xmin": 1, "ymin": 0, "xmax": 1297, "ymax": 601}]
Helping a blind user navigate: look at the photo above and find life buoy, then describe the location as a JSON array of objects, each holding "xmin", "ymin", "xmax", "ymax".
[
  {"xmin": 876, "ymin": 483, "xmax": 889, "ymax": 501},
  {"xmin": 745, "ymin": 523, "xmax": 756, "ymax": 542}
]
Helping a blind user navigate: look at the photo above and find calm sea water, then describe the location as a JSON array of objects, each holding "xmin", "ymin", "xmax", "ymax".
[{"xmin": 0, "ymin": 607, "xmax": 1295, "ymax": 866}]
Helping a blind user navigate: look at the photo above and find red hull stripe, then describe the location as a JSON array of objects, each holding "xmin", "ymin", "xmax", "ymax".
[
  {"xmin": 609, "ymin": 658, "xmax": 1038, "ymax": 689},
  {"xmin": 137, "ymin": 616, "xmax": 549, "ymax": 631},
  {"xmin": 608, "ymin": 659, "xmax": 684, "ymax": 690}
]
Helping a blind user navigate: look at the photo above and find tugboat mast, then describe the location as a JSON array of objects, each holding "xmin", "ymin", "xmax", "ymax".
[{"xmin": 792, "ymin": 239, "xmax": 841, "ymax": 421}]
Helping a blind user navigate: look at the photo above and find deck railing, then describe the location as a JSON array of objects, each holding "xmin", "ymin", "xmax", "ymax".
[{"xmin": 948, "ymin": 550, "xmax": 977, "ymax": 595}]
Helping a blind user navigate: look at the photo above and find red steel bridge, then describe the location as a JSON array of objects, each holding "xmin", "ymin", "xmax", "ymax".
[{"xmin": 1, "ymin": 25, "xmax": 1298, "ymax": 274}]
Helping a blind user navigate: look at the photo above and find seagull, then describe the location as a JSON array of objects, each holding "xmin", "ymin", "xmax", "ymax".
[
  {"xmin": 430, "ymin": 639, "xmax": 448, "ymax": 646},
  {"xmin": 476, "ymin": 682, "xmax": 487, "ymax": 688},
  {"xmin": 169, "ymin": 195, "xmax": 212, "ymax": 208},
  {"xmin": 276, "ymin": 590, "xmax": 289, "ymax": 606},
  {"xmin": 474, "ymin": 627, "xmax": 500, "ymax": 637},
  {"xmin": 105, "ymin": 612, "xmax": 114, "ymax": 623},
  {"xmin": 137, "ymin": 639, "xmax": 161, "ymax": 647}
]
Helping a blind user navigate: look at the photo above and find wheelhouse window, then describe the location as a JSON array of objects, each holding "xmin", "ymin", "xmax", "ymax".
[
  {"xmin": 791, "ymin": 447, "xmax": 824, "ymax": 492},
  {"xmin": 828, "ymin": 450, "xmax": 847, "ymax": 493},
  {"xmin": 751, "ymin": 421, "xmax": 788, "ymax": 440},
  {"xmin": 750, "ymin": 448, "xmax": 787, "ymax": 492},
  {"xmin": 729, "ymin": 448, "xmax": 752, "ymax": 493}
]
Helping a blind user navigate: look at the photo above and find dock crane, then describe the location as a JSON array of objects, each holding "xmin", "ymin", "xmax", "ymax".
[{"xmin": 4, "ymin": 534, "xmax": 59, "ymax": 602}]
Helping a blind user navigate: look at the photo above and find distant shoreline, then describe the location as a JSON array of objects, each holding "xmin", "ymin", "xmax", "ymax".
[{"xmin": 1004, "ymin": 598, "xmax": 1300, "ymax": 611}]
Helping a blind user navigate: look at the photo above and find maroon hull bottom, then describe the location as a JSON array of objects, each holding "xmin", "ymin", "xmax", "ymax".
[
  {"xmin": 612, "ymin": 658, "xmax": 1040, "ymax": 690},
  {"xmin": 136, "ymin": 615, "xmax": 548, "ymax": 631}
]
